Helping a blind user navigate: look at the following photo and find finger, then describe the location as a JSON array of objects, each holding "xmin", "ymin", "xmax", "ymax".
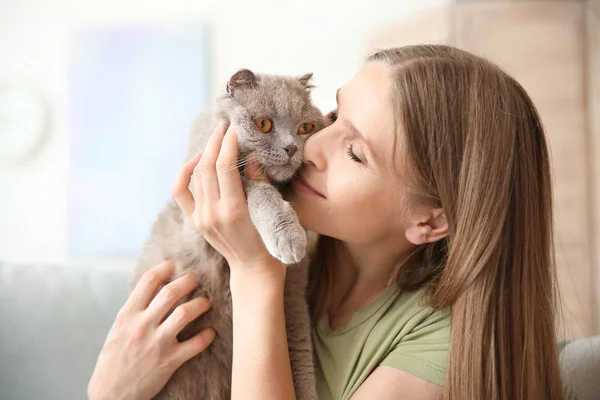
[
  {"xmin": 146, "ymin": 273, "xmax": 200, "ymax": 324},
  {"xmin": 159, "ymin": 296, "xmax": 212, "ymax": 340},
  {"xmin": 244, "ymin": 158, "xmax": 269, "ymax": 183},
  {"xmin": 171, "ymin": 327, "xmax": 216, "ymax": 366},
  {"xmin": 216, "ymin": 126, "xmax": 245, "ymax": 199},
  {"xmin": 127, "ymin": 260, "xmax": 175, "ymax": 312},
  {"xmin": 191, "ymin": 156, "xmax": 204, "ymax": 210},
  {"xmin": 172, "ymin": 154, "xmax": 202, "ymax": 219},
  {"xmin": 196, "ymin": 121, "xmax": 229, "ymax": 203}
]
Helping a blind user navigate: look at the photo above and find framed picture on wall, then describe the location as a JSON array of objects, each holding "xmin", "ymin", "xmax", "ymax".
[{"xmin": 67, "ymin": 22, "xmax": 210, "ymax": 257}]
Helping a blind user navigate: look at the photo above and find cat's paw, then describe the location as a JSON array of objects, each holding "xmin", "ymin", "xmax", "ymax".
[{"xmin": 264, "ymin": 222, "xmax": 307, "ymax": 265}]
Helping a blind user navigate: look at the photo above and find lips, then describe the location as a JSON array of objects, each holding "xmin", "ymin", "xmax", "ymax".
[{"xmin": 294, "ymin": 175, "xmax": 326, "ymax": 198}]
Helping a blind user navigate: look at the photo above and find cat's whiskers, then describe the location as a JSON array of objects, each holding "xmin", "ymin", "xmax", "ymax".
[
  {"xmin": 221, "ymin": 154, "xmax": 260, "ymax": 173},
  {"xmin": 237, "ymin": 153, "xmax": 258, "ymax": 165},
  {"xmin": 248, "ymin": 164, "xmax": 266, "ymax": 181},
  {"xmin": 235, "ymin": 155, "xmax": 258, "ymax": 168}
]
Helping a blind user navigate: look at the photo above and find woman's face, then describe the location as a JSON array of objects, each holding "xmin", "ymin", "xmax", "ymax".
[{"xmin": 287, "ymin": 63, "xmax": 409, "ymax": 245}]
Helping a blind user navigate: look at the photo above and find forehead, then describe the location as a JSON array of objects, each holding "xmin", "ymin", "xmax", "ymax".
[
  {"xmin": 339, "ymin": 63, "xmax": 397, "ymax": 166},
  {"xmin": 235, "ymin": 75, "xmax": 317, "ymax": 122}
]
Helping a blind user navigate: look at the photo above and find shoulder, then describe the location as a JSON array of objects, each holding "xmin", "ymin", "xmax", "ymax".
[
  {"xmin": 312, "ymin": 285, "xmax": 450, "ymax": 399},
  {"xmin": 384, "ymin": 286, "xmax": 451, "ymax": 338},
  {"xmin": 378, "ymin": 287, "xmax": 451, "ymax": 386}
]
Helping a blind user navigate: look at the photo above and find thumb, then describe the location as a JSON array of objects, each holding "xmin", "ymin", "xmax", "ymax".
[{"xmin": 244, "ymin": 159, "xmax": 269, "ymax": 183}]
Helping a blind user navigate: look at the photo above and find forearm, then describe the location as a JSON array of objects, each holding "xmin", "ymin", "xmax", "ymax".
[{"xmin": 229, "ymin": 259, "xmax": 296, "ymax": 400}]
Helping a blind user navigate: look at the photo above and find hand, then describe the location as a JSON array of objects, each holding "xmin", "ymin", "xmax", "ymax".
[
  {"xmin": 171, "ymin": 121, "xmax": 275, "ymax": 269},
  {"xmin": 88, "ymin": 261, "xmax": 216, "ymax": 400}
]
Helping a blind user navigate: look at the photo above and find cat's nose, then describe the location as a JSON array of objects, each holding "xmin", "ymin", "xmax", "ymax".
[{"xmin": 284, "ymin": 145, "xmax": 297, "ymax": 158}]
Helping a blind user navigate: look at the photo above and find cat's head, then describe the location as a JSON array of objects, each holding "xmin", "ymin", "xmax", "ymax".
[{"xmin": 215, "ymin": 69, "xmax": 325, "ymax": 183}]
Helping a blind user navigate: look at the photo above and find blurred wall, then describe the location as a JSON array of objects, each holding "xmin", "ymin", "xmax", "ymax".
[{"xmin": 0, "ymin": 0, "xmax": 448, "ymax": 266}]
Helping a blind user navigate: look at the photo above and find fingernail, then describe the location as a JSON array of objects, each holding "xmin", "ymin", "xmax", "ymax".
[
  {"xmin": 218, "ymin": 119, "xmax": 228, "ymax": 127},
  {"xmin": 188, "ymin": 153, "xmax": 201, "ymax": 163}
]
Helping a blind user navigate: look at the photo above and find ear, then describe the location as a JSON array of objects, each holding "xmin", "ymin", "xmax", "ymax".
[
  {"xmin": 405, "ymin": 208, "xmax": 449, "ymax": 245},
  {"xmin": 298, "ymin": 72, "xmax": 314, "ymax": 89},
  {"xmin": 226, "ymin": 69, "xmax": 257, "ymax": 96}
]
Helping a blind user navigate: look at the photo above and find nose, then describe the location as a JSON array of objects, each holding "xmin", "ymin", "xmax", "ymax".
[
  {"xmin": 284, "ymin": 145, "xmax": 297, "ymax": 158},
  {"xmin": 302, "ymin": 126, "xmax": 330, "ymax": 171}
]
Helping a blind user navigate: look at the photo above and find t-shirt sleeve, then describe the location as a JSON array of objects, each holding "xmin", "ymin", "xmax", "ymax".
[{"xmin": 379, "ymin": 308, "xmax": 451, "ymax": 386}]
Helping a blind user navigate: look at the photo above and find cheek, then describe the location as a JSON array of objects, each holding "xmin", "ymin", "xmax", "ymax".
[
  {"xmin": 330, "ymin": 181, "xmax": 387, "ymax": 223},
  {"xmin": 304, "ymin": 178, "xmax": 393, "ymax": 241}
]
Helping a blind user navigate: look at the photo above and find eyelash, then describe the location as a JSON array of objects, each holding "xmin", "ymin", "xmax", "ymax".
[
  {"xmin": 329, "ymin": 110, "xmax": 362, "ymax": 163},
  {"xmin": 346, "ymin": 144, "xmax": 362, "ymax": 163}
]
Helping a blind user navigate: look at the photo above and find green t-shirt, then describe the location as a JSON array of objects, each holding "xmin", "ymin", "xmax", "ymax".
[{"xmin": 312, "ymin": 284, "xmax": 451, "ymax": 400}]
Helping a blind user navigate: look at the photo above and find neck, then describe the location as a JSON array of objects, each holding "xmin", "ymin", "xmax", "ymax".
[{"xmin": 327, "ymin": 237, "xmax": 414, "ymax": 316}]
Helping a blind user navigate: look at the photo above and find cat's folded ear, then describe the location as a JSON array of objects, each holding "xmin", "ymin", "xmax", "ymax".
[
  {"xmin": 298, "ymin": 73, "xmax": 314, "ymax": 89},
  {"xmin": 226, "ymin": 69, "xmax": 257, "ymax": 96}
]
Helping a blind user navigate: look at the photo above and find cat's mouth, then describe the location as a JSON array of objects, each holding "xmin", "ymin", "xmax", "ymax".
[
  {"xmin": 243, "ymin": 151, "xmax": 301, "ymax": 183},
  {"xmin": 262, "ymin": 163, "xmax": 299, "ymax": 184}
]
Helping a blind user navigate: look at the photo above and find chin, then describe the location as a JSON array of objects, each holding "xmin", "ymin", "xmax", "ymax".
[{"xmin": 264, "ymin": 163, "xmax": 300, "ymax": 183}]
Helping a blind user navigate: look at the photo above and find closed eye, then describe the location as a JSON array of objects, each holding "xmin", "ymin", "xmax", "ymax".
[{"xmin": 346, "ymin": 144, "xmax": 362, "ymax": 163}]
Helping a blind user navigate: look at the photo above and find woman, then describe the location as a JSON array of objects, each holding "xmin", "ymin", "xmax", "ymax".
[{"xmin": 88, "ymin": 45, "xmax": 563, "ymax": 399}]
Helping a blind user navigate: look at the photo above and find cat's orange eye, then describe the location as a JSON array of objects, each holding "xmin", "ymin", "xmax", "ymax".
[
  {"xmin": 298, "ymin": 123, "xmax": 314, "ymax": 135},
  {"xmin": 255, "ymin": 117, "xmax": 273, "ymax": 133}
]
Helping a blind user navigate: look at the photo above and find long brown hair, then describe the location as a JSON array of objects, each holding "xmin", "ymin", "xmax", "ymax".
[{"xmin": 308, "ymin": 45, "xmax": 563, "ymax": 399}]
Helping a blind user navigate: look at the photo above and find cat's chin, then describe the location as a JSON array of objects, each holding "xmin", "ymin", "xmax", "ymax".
[{"xmin": 263, "ymin": 164, "xmax": 299, "ymax": 184}]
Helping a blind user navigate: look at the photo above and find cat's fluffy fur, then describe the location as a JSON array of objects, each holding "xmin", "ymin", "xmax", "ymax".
[{"xmin": 131, "ymin": 69, "xmax": 325, "ymax": 400}]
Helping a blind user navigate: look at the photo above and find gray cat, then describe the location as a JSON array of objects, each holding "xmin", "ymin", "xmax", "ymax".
[{"xmin": 131, "ymin": 69, "xmax": 325, "ymax": 400}]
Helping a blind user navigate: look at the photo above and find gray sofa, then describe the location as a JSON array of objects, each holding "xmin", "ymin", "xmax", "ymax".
[
  {"xmin": 0, "ymin": 262, "xmax": 598, "ymax": 400},
  {"xmin": 0, "ymin": 262, "xmax": 131, "ymax": 400}
]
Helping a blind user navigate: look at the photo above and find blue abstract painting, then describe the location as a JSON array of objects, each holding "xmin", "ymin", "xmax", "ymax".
[{"xmin": 67, "ymin": 23, "xmax": 209, "ymax": 257}]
